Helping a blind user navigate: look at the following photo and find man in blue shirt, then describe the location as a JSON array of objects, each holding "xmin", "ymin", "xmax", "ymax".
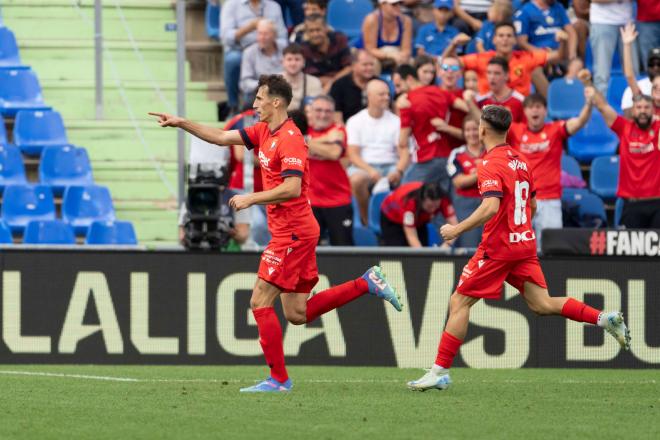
[
  {"xmin": 514, "ymin": 0, "xmax": 577, "ymax": 59},
  {"xmin": 415, "ymin": 0, "xmax": 461, "ymax": 56}
]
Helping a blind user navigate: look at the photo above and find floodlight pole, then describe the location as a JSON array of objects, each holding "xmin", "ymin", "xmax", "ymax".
[
  {"xmin": 176, "ymin": 0, "xmax": 186, "ymax": 207},
  {"xmin": 94, "ymin": 0, "xmax": 103, "ymax": 120}
]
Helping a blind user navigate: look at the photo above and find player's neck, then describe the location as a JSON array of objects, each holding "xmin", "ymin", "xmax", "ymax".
[
  {"xmin": 484, "ymin": 137, "xmax": 508, "ymax": 152},
  {"xmin": 266, "ymin": 111, "xmax": 290, "ymax": 132}
]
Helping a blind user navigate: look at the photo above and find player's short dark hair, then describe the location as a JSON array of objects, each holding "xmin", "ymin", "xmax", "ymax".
[
  {"xmin": 283, "ymin": 43, "xmax": 304, "ymax": 56},
  {"xmin": 414, "ymin": 54, "xmax": 435, "ymax": 69},
  {"xmin": 257, "ymin": 74, "xmax": 293, "ymax": 106},
  {"xmin": 523, "ymin": 93, "xmax": 547, "ymax": 108},
  {"xmin": 305, "ymin": 0, "xmax": 328, "ymax": 9},
  {"xmin": 395, "ymin": 64, "xmax": 418, "ymax": 80},
  {"xmin": 481, "ymin": 105, "xmax": 512, "ymax": 133},
  {"xmin": 494, "ymin": 21, "xmax": 516, "ymax": 35},
  {"xmin": 488, "ymin": 56, "xmax": 509, "ymax": 73},
  {"xmin": 305, "ymin": 12, "xmax": 325, "ymax": 23}
]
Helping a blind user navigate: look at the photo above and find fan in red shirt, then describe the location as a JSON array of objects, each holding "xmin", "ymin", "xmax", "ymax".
[
  {"xmin": 149, "ymin": 75, "xmax": 402, "ymax": 393},
  {"xmin": 475, "ymin": 57, "xmax": 525, "ymax": 123},
  {"xmin": 407, "ymin": 105, "xmax": 630, "ymax": 392},
  {"xmin": 380, "ymin": 181, "xmax": 457, "ymax": 247},
  {"xmin": 438, "ymin": 56, "xmax": 468, "ymax": 151},
  {"xmin": 507, "ymin": 92, "xmax": 593, "ymax": 247},
  {"xmin": 305, "ymin": 96, "xmax": 354, "ymax": 245},
  {"xmin": 588, "ymin": 72, "xmax": 660, "ymax": 228}
]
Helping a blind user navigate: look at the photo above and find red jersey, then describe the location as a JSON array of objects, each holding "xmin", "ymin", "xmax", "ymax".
[
  {"xmin": 307, "ymin": 124, "xmax": 352, "ymax": 208},
  {"xmin": 476, "ymin": 90, "xmax": 526, "ymax": 123},
  {"xmin": 444, "ymin": 88, "xmax": 467, "ymax": 150},
  {"xmin": 381, "ymin": 182, "xmax": 455, "ymax": 227},
  {"xmin": 611, "ymin": 116, "xmax": 660, "ymax": 199},
  {"xmin": 477, "ymin": 144, "xmax": 537, "ymax": 261},
  {"xmin": 461, "ymin": 50, "xmax": 547, "ymax": 95},
  {"xmin": 637, "ymin": 0, "xmax": 660, "ymax": 21},
  {"xmin": 447, "ymin": 145, "xmax": 484, "ymax": 198},
  {"xmin": 508, "ymin": 121, "xmax": 568, "ymax": 200},
  {"xmin": 400, "ymin": 85, "xmax": 457, "ymax": 162},
  {"xmin": 239, "ymin": 119, "xmax": 320, "ymax": 240}
]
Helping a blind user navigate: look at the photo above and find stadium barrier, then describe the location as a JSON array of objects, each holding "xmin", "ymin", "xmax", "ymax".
[
  {"xmin": 0, "ymin": 248, "xmax": 657, "ymax": 368},
  {"xmin": 543, "ymin": 228, "xmax": 660, "ymax": 257}
]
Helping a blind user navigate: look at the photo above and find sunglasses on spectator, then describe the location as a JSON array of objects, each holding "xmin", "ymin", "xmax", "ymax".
[{"xmin": 441, "ymin": 64, "xmax": 461, "ymax": 72}]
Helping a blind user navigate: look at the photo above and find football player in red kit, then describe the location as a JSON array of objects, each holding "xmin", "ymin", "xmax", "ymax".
[
  {"xmin": 407, "ymin": 105, "xmax": 630, "ymax": 391},
  {"xmin": 150, "ymin": 75, "xmax": 402, "ymax": 393}
]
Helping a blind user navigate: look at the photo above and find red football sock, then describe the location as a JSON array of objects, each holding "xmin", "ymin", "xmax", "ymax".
[
  {"xmin": 252, "ymin": 307, "xmax": 288, "ymax": 383},
  {"xmin": 561, "ymin": 298, "xmax": 600, "ymax": 324},
  {"xmin": 305, "ymin": 278, "xmax": 369, "ymax": 323},
  {"xmin": 435, "ymin": 331, "xmax": 463, "ymax": 369}
]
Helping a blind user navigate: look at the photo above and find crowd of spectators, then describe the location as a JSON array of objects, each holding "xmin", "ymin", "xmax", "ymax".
[{"xmin": 212, "ymin": 0, "xmax": 660, "ymax": 249}]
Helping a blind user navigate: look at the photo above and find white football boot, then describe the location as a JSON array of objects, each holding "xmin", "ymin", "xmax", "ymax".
[
  {"xmin": 407, "ymin": 369, "xmax": 452, "ymax": 391},
  {"xmin": 601, "ymin": 311, "xmax": 631, "ymax": 350}
]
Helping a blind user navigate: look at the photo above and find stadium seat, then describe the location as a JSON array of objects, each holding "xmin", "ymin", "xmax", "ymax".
[
  {"xmin": 547, "ymin": 78, "xmax": 585, "ymax": 120},
  {"xmin": 13, "ymin": 109, "xmax": 68, "ymax": 156},
  {"xmin": 606, "ymin": 75, "xmax": 628, "ymax": 114},
  {"xmin": 0, "ymin": 116, "xmax": 6, "ymax": 145},
  {"xmin": 567, "ymin": 112, "xmax": 619, "ymax": 163},
  {"xmin": 351, "ymin": 197, "xmax": 363, "ymax": 227},
  {"xmin": 427, "ymin": 223, "xmax": 441, "ymax": 247},
  {"xmin": 0, "ymin": 69, "xmax": 50, "ymax": 117},
  {"xmin": 39, "ymin": 145, "xmax": 94, "ymax": 196},
  {"xmin": 0, "ymin": 144, "xmax": 27, "ymax": 192},
  {"xmin": 561, "ymin": 153, "xmax": 582, "ymax": 179},
  {"xmin": 1, "ymin": 184, "xmax": 56, "ymax": 234},
  {"xmin": 85, "ymin": 220, "xmax": 138, "ymax": 245},
  {"xmin": 589, "ymin": 155, "xmax": 619, "ymax": 201},
  {"xmin": 23, "ymin": 219, "xmax": 76, "ymax": 245},
  {"xmin": 578, "ymin": 193, "xmax": 607, "ymax": 227},
  {"xmin": 327, "ymin": 0, "xmax": 374, "ymax": 42},
  {"xmin": 62, "ymin": 185, "xmax": 116, "ymax": 235},
  {"xmin": 561, "ymin": 187, "xmax": 590, "ymax": 200},
  {"xmin": 0, "ymin": 220, "xmax": 13, "ymax": 244},
  {"xmin": 368, "ymin": 191, "xmax": 389, "ymax": 235},
  {"xmin": 614, "ymin": 198, "xmax": 624, "ymax": 227},
  {"xmin": 0, "ymin": 27, "xmax": 22, "ymax": 67},
  {"xmin": 205, "ymin": 2, "xmax": 220, "ymax": 40},
  {"xmin": 352, "ymin": 224, "xmax": 378, "ymax": 246}
]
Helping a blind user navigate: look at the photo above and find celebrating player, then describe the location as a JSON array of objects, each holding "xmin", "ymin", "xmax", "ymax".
[
  {"xmin": 407, "ymin": 105, "xmax": 630, "ymax": 391},
  {"xmin": 150, "ymin": 75, "xmax": 402, "ymax": 393}
]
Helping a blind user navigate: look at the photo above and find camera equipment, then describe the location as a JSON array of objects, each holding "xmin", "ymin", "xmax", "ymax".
[{"xmin": 183, "ymin": 163, "xmax": 234, "ymax": 250}]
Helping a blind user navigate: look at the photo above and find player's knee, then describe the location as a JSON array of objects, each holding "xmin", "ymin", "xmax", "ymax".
[{"xmin": 283, "ymin": 307, "xmax": 307, "ymax": 325}]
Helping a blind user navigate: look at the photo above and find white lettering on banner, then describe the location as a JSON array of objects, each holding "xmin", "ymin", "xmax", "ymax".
[
  {"xmin": 628, "ymin": 280, "xmax": 660, "ymax": 363},
  {"xmin": 188, "ymin": 273, "xmax": 206, "ymax": 355},
  {"xmin": 607, "ymin": 231, "xmax": 660, "ymax": 256},
  {"xmin": 59, "ymin": 272, "xmax": 123, "ymax": 354},
  {"xmin": 461, "ymin": 284, "xmax": 529, "ymax": 368},
  {"xmin": 130, "ymin": 273, "xmax": 179, "ymax": 355},
  {"xmin": 283, "ymin": 275, "xmax": 346, "ymax": 356},
  {"xmin": 216, "ymin": 273, "xmax": 262, "ymax": 356},
  {"xmin": 509, "ymin": 230, "xmax": 535, "ymax": 243},
  {"xmin": 381, "ymin": 261, "xmax": 453, "ymax": 368},
  {"xmin": 2, "ymin": 271, "xmax": 51, "ymax": 353},
  {"xmin": 565, "ymin": 279, "xmax": 621, "ymax": 362}
]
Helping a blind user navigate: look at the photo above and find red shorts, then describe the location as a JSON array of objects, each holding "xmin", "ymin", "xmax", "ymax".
[
  {"xmin": 257, "ymin": 237, "xmax": 319, "ymax": 293},
  {"xmin": 456, "ymin": 254, "xmax": 547, "ymax": 299}
]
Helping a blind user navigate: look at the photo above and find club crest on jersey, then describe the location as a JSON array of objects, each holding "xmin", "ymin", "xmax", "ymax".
[
  {"xmin": 269, "ymin": 140, "xmax": 277, "ymax": 150},
  {"xmin": 268, "ymin": 267, "xmax": 276, "ymax": 275},
  {"xmin": 258, "ymin": 150, "xmax": 271, "ymax": 169},
  {"xmin": 508, "ymin": 159, "xmax": 528, "ymax": 172},
  {"xmin": 288, "ymin": 130, "xmax": 295, "ymax": 135}
]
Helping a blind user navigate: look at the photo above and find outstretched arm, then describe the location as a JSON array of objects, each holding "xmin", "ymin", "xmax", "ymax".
[
  {"xmin": 566, "ymin": 88, "xmax": 594, "ymax": 135},
  {"xmin": 148, "ymin": 112, "xmax": 244, "ymax": 146},
  {"xmin": 621, "ymin": 23, "xmax": 642, "ymax": 97},
  {"xmin": 440, "ymin": 196, "xmax": 500, "ymax": 240},
  {"xmin": 577, "ymin": 70, "xmax": 618, "ymax": 127}
]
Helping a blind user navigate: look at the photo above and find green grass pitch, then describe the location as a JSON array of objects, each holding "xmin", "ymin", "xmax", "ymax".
[{"xmin": 0, "ymin": 365, "xmax": 658, "ymax": 439}]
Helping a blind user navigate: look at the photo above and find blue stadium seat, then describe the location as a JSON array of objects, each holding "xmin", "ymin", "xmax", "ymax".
[
  {"xmin": 427, "ymin": 223, "xmax": 441, "ymax": 247},
  {"xmin": 0, "ymin": 220, "xmax": 13, "ymax": 244},
  {"xmin": 578, "ymin": 193, "xmax": 607, "ymax": 227},
  {"xmin": 1, "ymin": 184, "xmax": 56, "ymax": 234},
  {"xmin": 39, "ymin": 145, "xmax": 94, "ymax": 196},
  {"xmin": 614, "ymin": 198, "xmax": 624, "ymax": 227},
  {"xmin": 0, "ymin": 69, "xmax": 49, "ymax": 117},
  {"xmin": 327, "ymin": 0, "xmax": 374, "ymax": 42},
  {"xmin": 589, "ymin": 155, "xmax": 619, "ymax": 201},
  {"xmin": 85, "ymin": 220, "xmax": 138, "ymax": 245},
  {"xmin": 606, "ymin": 75, "xmax": 628, "ymax": 115},
  {"xmin": 352, "ymin": 224, "xmax": 378, "ymax": 246},
  {"xmin": 0, "ymin": 115, "xmax": 6, "ymax": 145},
  {"xmin": 561, "ymin": 153, "xmax": 582, "ymax": 179},
  {"xmin": 561, "ymin": 187, "xmax": 590, "ymax": 200},
  {"xmin": 0, "ymin": 144, "xmax": 27, "ymax": 192},
  {"xmin": 62, "ymin": 185, "xmax": 116, "ymax": 235},
  {"xmin": 0, "ymin": 27, "xmax": 22, "ymax": 67},
  {"xmin": 205, "ymin": 2, "xmax": 220, "ymax": 40},
  {"xmin": 13, "ymin": 109, "xmax": 68, "ymax": 156},
  {"xmin": 567, "ymin": 112, "xmax": 619, "ymax": 163},
  {"xmin": 351, "ymin": 196, "xmax": 363, "ymax": 227},
  {"xmin": 368, "ymin": 191, "xmax": 389, "ymax": 235},
  {"xmin": 23, "ymin": 219, "xmax": 76, "ymax": 244},
  {"xmin": 547, "ymin": 78, "xmax": 585, "ymax": 120}
]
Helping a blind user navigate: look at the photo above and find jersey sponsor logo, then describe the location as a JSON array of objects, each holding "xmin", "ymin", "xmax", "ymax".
[
  {"xmin": 283, "ymin": 157, "xmax": 303, "ymax": 167},
  {"xmin": 481, "ymin": 179, "xmax": 500, "ymax": 190},
  {"xmin": 629, "ymin": 141, "xmax": 654, "ymax": 154},
  {"xmin": 508, "ymin": 159, "xmax": 528, "ymax": 172},
  {"xmin": 477, "ymin": 259, "xmax": 485, "ymax": 268},
  {"xmin": 520, "ymin": 140, "xmax": 550, "ymax": 154},
  {"xmin": 509, "ymin": 230, "xmax": 536, "ymax": 243},
  {"xmin": 258, "ymin": 150, "xmax": 271, "ymax": 169}
]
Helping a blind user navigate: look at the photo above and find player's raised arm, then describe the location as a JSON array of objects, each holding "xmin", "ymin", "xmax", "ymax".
[{"xmin": 148, "ymin": 112, "xmax": 245, "ymax": 147}]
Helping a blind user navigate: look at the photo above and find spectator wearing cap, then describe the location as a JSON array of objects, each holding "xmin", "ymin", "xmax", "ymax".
[
  {"xmin": 475, "ymin": 56, "xmax": 525, "ymax": 123},
  {"xmin": 415, "ymin": 0, "xmax": 461, "ymax": 57},
  {"xmin": 306, "ymin": 96, "xmax": 355, "ymax": 246},
  {"xmin": 281, "ymin": 43, "xmax": 323, "ymax": 111},
  {"xmin": 221, "ymin": 0, "xmax": 288, "ymax": 116},
  {"xmin": 239, "ymin": 19, "xmax": 284, "ymax": 103},
  {"xmin": 513, "ymin": 0, "xmax": 577, "ymax": 61},
  {"xmin": 635, "ymin": 0, "xmax": 660, "ymax": 69},
  {"xmin": 289, "ymin": 0, "xmax": 333, "ymax": 43},
  {"xmin": 329, "ymin": 50, "xmax": 378, "ymax": 123},
  {"xmin": 362, "ymin": 0, "xmax": 413, "ymax": 69},
  {"xmin": 587, "ymin": 71, "xmax": 660, "ymax": 229},
  {"xmin": 620, "ymin": 23, "xmax": 660, "ymax": 118},
  {"xmin": 346, "ymin": 79, "xmax": 406, "ymax": 225}
]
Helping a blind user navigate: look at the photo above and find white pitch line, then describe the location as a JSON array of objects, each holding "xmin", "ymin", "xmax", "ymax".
[{"xmin": 0, "ymin": 370, "xmax": 140, "ymax": 382}]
